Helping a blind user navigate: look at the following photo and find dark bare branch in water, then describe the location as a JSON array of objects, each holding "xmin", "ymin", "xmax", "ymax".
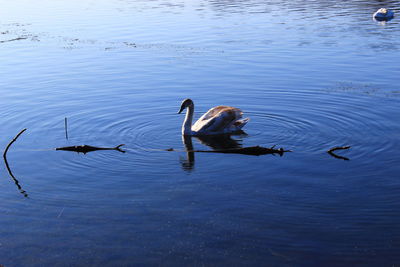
[
  {"xmin": 167, "ymin": 145, "xmax": 291, "ymax": 156},
  {"xmin": 195, "ymin": 145, "xmax": 291, "ymax": 156},
  {"xmin": 3, "ymin": 129, "xmax": 27, "ymax": 158},
  {"xmin": 0, "ymin": 37, "xmax": 28, "ymax": 43},
  {"xmin": 3, "ymin": 128, "xmax": 28, "ymax": 197},
  {"xmin": 327, "ymin": 146, "xmax": 351, "ymax": 161},
  {"xmin": 328, "ymin": 146, "xmax": 351, "ymax": 153},
  {"xmin": 64, "ymin": 117, "xmax": 68, "ymax": 140},
  {"xmin": 56, "ymin": 144, "xmax": 125, "ymax": 154}
]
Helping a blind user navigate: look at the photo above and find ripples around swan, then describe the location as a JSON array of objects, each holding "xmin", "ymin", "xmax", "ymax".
[
  {"xmin": 15, "ymin": 88, "xmax": 392, "ymax": 180},
  {"xmin": 1, "ymin": 0, "xmax": 400, "ymax": 265}
]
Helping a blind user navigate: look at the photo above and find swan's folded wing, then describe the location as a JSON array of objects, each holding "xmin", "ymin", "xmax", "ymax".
[
  {"xmin": 192, "ymin": 106, "xmax": 243, "ymax": 133},
  {"xmin": 197, "ymin": 106, "xmax": 243, "ymax": 121}
]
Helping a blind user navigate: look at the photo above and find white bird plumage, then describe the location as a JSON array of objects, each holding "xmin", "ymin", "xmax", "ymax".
[
  {"xmin": 373, "ymin": 8, "xmax": 394, "ymax": 21},
  {"xmin": 178, "ymin": 99, "xmax": 249, "ymax": 136}
]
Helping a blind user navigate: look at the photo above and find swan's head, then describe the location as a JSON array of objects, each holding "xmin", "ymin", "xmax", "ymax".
[{"xmin": 178, "ymin": 98, "xmax": 194, "ymax": 114}]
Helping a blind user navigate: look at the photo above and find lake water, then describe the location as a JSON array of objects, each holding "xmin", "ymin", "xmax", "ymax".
[{"xmin": 1, "ymin": 0, "xmax": 399, "ymax": 265}]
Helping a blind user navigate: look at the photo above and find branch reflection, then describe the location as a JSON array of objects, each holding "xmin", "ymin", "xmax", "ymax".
[{"xmin": 3, "ymin": 155, "xmax": 28, "ymax": 197}]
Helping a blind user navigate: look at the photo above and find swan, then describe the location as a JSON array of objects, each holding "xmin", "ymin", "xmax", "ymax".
[
  {"xmin": 373, "ymin": 8, "xmax": 394, "ymax": 21},
  {"xmin": 178, "ymin": 98, "xmax": 249, "ymax": 136}
]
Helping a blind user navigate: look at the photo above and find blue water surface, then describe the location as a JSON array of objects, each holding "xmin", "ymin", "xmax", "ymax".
[{"xmin": 0, "ymin": 0, "xmax": 399, "ymax": 265}]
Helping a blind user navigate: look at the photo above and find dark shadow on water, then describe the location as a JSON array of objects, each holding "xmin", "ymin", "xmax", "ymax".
[
  {"xmin": 180, "ymin": 132, "xmax": 290, "ymax": 171},
  {"xmin": 180, "ymin": 133, "xmax": 244, "ymax": 171},
  {"xmin": 194, "ymin": 131, "xmax": 245, "ymax": 150},
  {"xmin": 180, "ymin": 135, "xmax": 195, "ymax": 171}
]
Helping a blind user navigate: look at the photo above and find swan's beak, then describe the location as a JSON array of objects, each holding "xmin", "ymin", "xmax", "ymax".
[{"xmin": 178, "ymin": 105, "xmax": 185, "ymax": 114}]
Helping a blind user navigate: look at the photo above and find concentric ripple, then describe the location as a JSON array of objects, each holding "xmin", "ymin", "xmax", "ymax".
[
  {"xmin": 5, "ymin": 88, "xmax": 396, "ymax": 187},
  {"xmin": 2, "ymin": 87, "xmax": 398, "ymax": 201},
  {"xmin": 238, "ymin": 89, "xmax": 399, "ymax": 161}
]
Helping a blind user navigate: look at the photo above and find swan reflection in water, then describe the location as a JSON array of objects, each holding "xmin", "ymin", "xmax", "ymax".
[{"xmin": 180, "ymin": 131, "xmax": 247, "ymax": 171}]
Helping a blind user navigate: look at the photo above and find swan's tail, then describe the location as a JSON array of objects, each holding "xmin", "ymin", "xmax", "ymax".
[{"xmin": 233, "ymin": 117, "xmax": 250, "ymax": 130}]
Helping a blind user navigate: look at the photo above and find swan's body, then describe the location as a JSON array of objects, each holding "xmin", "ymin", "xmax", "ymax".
[
  {"xmin": 373, "ymin": 8, "xmax": 394, "ymax": 21},
  {"xmin": 178, "ymin": 99, "xmax": 249, "ymax": 136}
]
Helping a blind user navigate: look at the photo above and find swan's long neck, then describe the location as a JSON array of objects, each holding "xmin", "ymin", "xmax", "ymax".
[{"xmin": 182, "ymin": 105, "xmax": 194, "ymax": 135}]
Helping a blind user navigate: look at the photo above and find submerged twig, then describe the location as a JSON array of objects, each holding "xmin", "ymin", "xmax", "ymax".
[
  {"xmin": 56, "ymin": 144, "xmax": 126, "ymax": 154},
  {"xmin": 3, "ymin": 128, "xmax": 28, "ymax": 197},
  {"xmin": 327, "ymin": 146, "xmax": 351, "ymax": 161}
]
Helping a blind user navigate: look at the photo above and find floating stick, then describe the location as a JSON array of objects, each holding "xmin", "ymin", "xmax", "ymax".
[
  {"xmin": 56, "ymin": 144, "xmax": 125, "ymax": 154},
  {"xmin": 3, "ymin": 128, "xmax": 27, "ymax": 158},
  {"xmin": 165, "ymin": 145, "xmax": 291, "ymax": 156},
  {"xmin": 327, "ymin": 146, "xmax": 351, "ymax": 161},
  {"xmin": 327, "ymin": 146, "xmax": 351, "ymax": 153}
]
